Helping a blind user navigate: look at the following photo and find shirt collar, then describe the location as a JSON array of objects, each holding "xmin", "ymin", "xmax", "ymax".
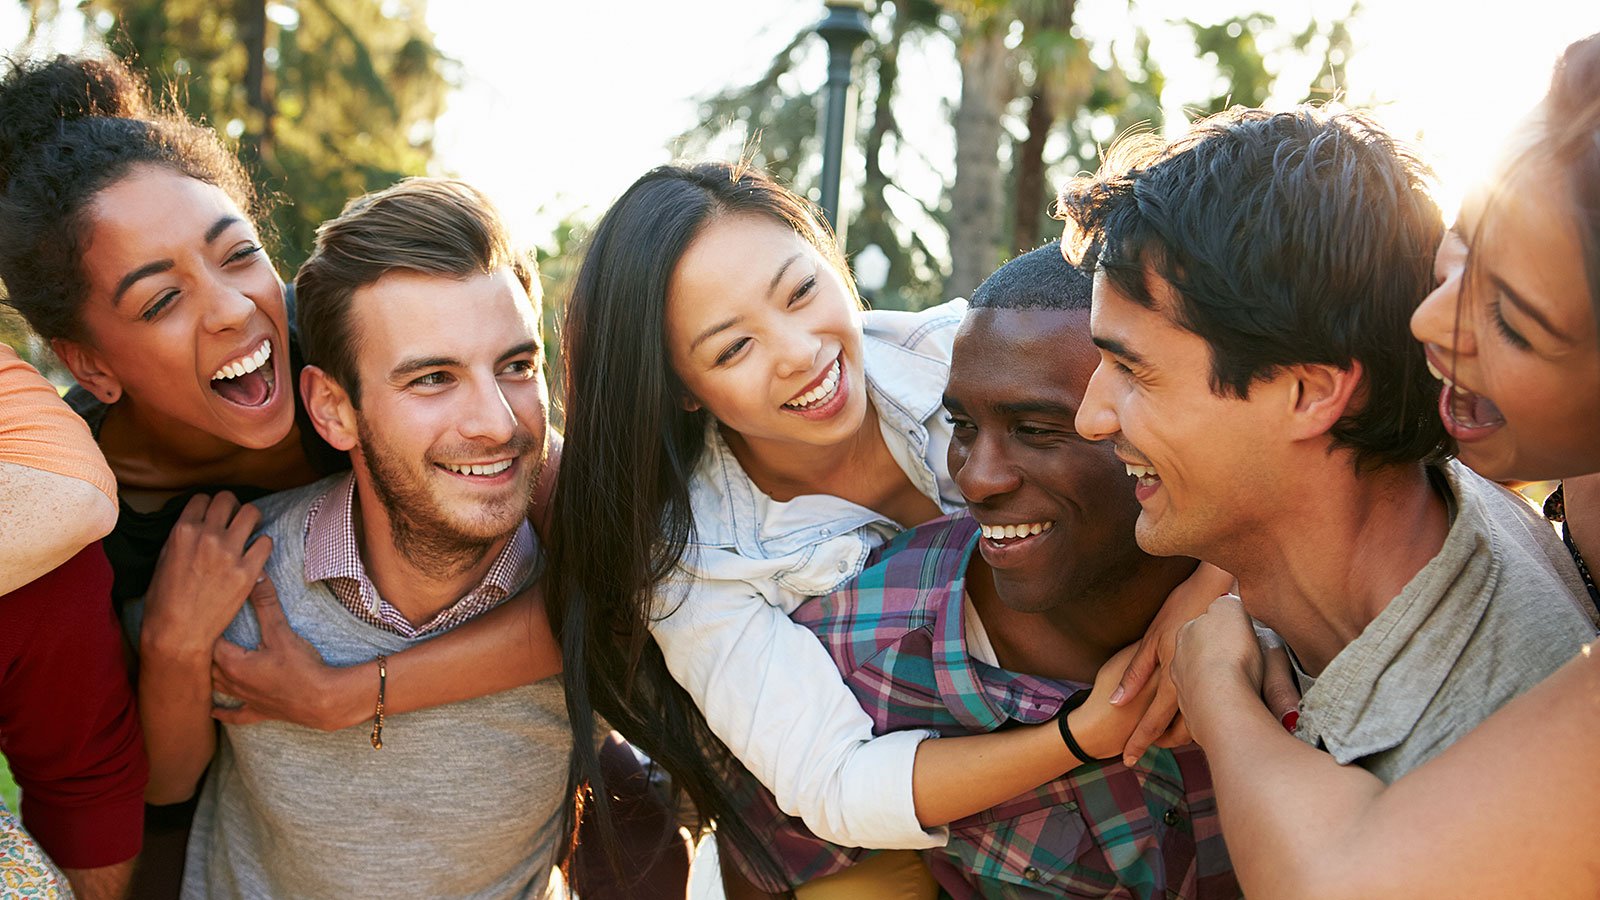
[
  {"xmin": 302, "ymin": 473, "xmax": 537, "ymax": 629},
  {"xmin": 1297, "ymin": 460, "xmax": 1491, "ymax": 763}
]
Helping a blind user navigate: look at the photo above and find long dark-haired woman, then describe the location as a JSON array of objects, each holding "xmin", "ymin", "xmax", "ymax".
[
  {"xmin": 1164, "ymin": 32, "xmax": 1600, "ymax": 899},
  {"xmin": 548, "ymin": 162, "xmax": 1211, "ymax": 895}
]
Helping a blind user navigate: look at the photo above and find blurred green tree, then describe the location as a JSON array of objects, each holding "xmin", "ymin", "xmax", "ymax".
[
  {"xmin": 24, "ymin": 0, "xmax": 454, "ymax": 273},
  {"xmin": 681, "ymin": 0, "xmax": 1359, "ymax": 307}
]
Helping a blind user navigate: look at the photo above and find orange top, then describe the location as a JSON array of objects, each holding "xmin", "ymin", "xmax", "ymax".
[{"xmin": 0, "ymin": 344, "xmax": 116, "ymax": 503}]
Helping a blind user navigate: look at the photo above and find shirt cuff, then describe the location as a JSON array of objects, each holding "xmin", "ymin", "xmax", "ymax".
[
  {"xmin": 22, "ymin": 791, "xmax": 144, "ymax": 869},
  {"xmin": 836, "ymin": 728, "xmax": 949, "ymax": 849}
]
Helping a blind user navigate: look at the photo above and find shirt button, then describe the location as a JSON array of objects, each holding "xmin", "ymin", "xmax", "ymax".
[
  {"xmin": 1163, "ymin": 808, "xmax": 1182, "ymax": 827},
  {"xmin": 1022, "ymin": 867, "xmax": 1041, "ymax": 882},
  {"xmin": 820, "ymin": 528, "xmax": 832, "ymax": 537},
  {"xmin": 836, "ymin": 559, "xmax": 848, "ymax": 573},
  {"xmin": 1062, "ymin": 800, "xmax": 1078, "ymax": 812}
]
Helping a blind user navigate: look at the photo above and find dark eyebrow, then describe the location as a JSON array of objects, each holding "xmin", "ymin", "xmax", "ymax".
[
  {"xmin": 112, "ymin": 260, "xmax": 175, "ymax": 308},
  {"xmin": 689, "ymin": 316, "xmax": 741, "ymax": 354},
  {"xmin": 998, "ymin": 400, "xmax": 1078, "ymax": 417},
  {"xmin": 390, "ymin": 355, "xmax": 461, "ymax": 380},
  {"xmin": 1491, "ymin": 273, "xmax": 1563, "ymax": 340},
  {"xmin": 498, "ymin": 340, "xmax": 540, "ymax": 363},
  {"xmin": 1091, "ymin": 335, "xmax": 1148, "ymax": 368},
  {"xmin": 768, "ymin": 253, "xmax": 801, "ymax": 295},
  {"xmin": 941, "ymin": 394, "xmax": 965, "ymax": 413},
  {"xmin": 205, "ymin": 215, "xmax": 243, "ymax": 244}
]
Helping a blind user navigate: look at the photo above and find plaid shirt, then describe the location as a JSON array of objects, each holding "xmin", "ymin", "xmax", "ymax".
[
  {"xmin": 303, "ymin": 474, "xmax": 535, "ymax": 639},
  {"xmin": 729, "ymin": 513, "xmax": 1237, "ymax": 899}
]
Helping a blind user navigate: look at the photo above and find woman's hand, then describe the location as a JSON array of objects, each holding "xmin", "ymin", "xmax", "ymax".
[
  {"xmin": 1062, "ymin": 643, "xmax": 1158, "ymax": 763},
  {"xmin": 1108, "ymin": 563, "xmax": 1235, "ymax": 762},
  {"xmin": 211, "ymin": 575, "xmax": 367, "ymax": 731},
  {"xmin": 141, "ymin": 492, "xmax": 271, "ymax": 663}
]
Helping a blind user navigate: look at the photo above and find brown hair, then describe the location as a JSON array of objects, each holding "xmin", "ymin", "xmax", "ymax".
[{"xmin": 293, "ymin": 177, "xmax": 539, "ymax": 405}]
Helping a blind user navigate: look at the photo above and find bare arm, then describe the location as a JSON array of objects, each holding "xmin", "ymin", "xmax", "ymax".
[
  {"xmin": 138, "ymin": 493, "xmax": 269, "ymax": 804},
  {"xmin": 1174, "ymin": 595, "xmax": 1600, "ymax": 900},
  {"xmin": 212, "ymin": 580, "xmax": 561, "ymax": 731},
  {"xmin": 0, "ymin": 460, "xmax": 117, "ymax": 594},
  {"xmin": 63, "ymin": 859, "xmax": 134, "ymax": 900}
]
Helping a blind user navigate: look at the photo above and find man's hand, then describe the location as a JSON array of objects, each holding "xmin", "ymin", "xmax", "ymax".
[
  {"xmin": 141, "ymin": 492, "xmax": 271, "ymax": 662},
  {"xmin": 212, "ymin": 575, "xmax": 360, "ymax": 731},
  {"xmin": 1108, "ymin": 563, "xmax": 1235, "ymax": 763}
]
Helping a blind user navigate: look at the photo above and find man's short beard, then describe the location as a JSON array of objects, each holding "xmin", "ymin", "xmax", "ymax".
[{"xmin": 356, "ymin": 417, "xmax": 540, "ymax": 578}]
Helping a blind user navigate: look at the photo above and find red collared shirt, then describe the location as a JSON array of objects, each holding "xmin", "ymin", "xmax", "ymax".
[{"xmin": 303, "ymin": 474, "xmax": 536, "ymax": 638}]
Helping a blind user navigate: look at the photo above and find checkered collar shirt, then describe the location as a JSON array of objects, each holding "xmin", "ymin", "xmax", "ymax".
[
  {"xmin": 302, "ymin": 473, "xmax": 535, "ymax": 639},
  {"xmin": 727, "ymin": 513, "xmax": 1238, "ymax": 899}
]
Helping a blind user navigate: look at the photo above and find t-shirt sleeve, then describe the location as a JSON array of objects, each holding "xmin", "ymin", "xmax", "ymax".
[
  {"xmin": 0, "ymin": 345, "xmax": 117, "ymax": 503},
  {"xmin": 0, "ymin": 544, "xmax": 147, "ymax": 868},
  {"xmin": 649, "ymin": 564, "xmax": 946, "ymax": 850}
]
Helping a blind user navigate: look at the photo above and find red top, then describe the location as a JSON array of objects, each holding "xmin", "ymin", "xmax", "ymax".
[{"xmin": 0, "ymin": 544, "xmax": 146, "ymax": 868}]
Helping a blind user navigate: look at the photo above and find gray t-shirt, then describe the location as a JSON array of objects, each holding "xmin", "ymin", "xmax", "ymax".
[
  {"xmin": 1294, "ymin": 461, "xmax": 1598, "ymax": 782},
  {"xmin": 178, "ymin": 477, "xmax": 572, "ymax": 899}
]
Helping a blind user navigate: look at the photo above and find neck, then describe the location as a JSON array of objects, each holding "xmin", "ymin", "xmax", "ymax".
[
  {"xmin": 1228, "ymin": 460, "xmax": 1449, "ymax": 676},
  {"xmin": 100, "ymin": 397, "xmax": 313, "ymax": 493},
  {"xmin": 349, "ymin": 475, "xmax": 509, "ymax": 627},
  {"xmin": 966, "ymin": 552, "xmax": 1197, "ymax": 683}
]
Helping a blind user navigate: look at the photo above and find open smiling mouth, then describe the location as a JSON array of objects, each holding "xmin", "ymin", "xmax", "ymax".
[
  {"xmin": 979, "ymin": 521, "xmax": 1054, "ymax": 549},
  {"xmin": 1425, "ymin": 357, "xmax": 1506, "ymax": 436},
  {"xmin": 782, "ymin": 356, "xmax": 843, "ymax": 412},
  {"xmin": 210, "ymin": 339, "xmax": 277, "ymax": 408}
]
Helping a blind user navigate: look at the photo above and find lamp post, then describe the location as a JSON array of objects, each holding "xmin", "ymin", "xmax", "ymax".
[{"xmin": 816, "ymin": 0, "xmax": 871, "ymax": 241}]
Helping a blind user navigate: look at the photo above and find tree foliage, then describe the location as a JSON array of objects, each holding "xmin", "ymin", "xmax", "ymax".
[
  {"xmin": 681, "ymin": 0, "xmax": 1361, "ymax": 308},
  {"xmin": 56, "ymin": 0, "xmax": 452, "ymax": 272}
]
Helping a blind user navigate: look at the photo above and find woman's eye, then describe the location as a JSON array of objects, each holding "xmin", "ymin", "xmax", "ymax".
[
  {"xmin": 141, "ymin": 291, "xmax": 178, "ymax": 322},
  {"xmin": 502, "ymin": 360, "xmax": 537, "ymax": 378},
  {"xmin": 226, "ymin": 244, "xmax": 262, "ymax": 265},
  {"xmin": 716, "ymin": 337, "xmax": 751, "ymax": 366},
  {"xmin": 788, "ymin": 276, "xmax": 816, "ymax": 308},
  {"xmin": 1488, "ymin": 295, "xmax": 1532, "ymax": 350}
]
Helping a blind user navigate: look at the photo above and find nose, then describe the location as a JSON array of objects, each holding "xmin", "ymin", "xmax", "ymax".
[
  {"xmin": 774, "ymin": 329, "xmax": 824, "ymax": 380},
  {"xmin": 200, "ymin": 281, "xmax": 257, "ymax": 334},
  {"xmin": 457, "ymin": 375, "xmax": 519, "ymax": 446},
  {"xmin": 1075, "ymin": 360, "xmax": 1121, "ymax": 443},
  {"xmin": 952, "ymin": 429, "xmax": 1022, "ymax": 505},
  {"xmin": 1411, "ymin": 264, "xmax": 1476, "ymax": 365}
]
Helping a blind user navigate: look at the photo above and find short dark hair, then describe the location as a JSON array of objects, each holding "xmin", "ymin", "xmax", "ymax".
[
  {"xmin": 970, "ymin": 241, "xmax": 1092, "ymax": 311},
  {"xmin": 294, "ymin": 177, "xmax": 537, "ymax": 406},
  {"xmin": 0, "ymin": 54, "xmax": 259, "ymax": 342},
  {"xmin": 1058, "ymin": 106, "xmax": 1449, "ymax": 471}
]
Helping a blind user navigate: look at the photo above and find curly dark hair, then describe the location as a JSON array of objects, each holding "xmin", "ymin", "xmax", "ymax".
[{"xmin": 0, "ymin": 54, "xmax": 259, "ymax": 342}]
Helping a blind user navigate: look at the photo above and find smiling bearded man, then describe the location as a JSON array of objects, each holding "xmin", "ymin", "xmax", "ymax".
[{"xmin": 161, "ymin": 178, "xmax": 570, "ymax": 899}]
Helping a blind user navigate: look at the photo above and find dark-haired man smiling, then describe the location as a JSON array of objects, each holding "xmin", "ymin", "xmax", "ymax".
[{"xmin": 1065, "ymin": 107, "xmax": 1599, "ymax": 781}]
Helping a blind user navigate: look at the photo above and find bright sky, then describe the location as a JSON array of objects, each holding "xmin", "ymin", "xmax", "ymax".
[
  {"xmin": 422, "ymin": 0, "xmax": 1600, "ymax": 242},
  {"xmin": 5, "ymin": 1, "xmax": 1600, "ymax": 244}
]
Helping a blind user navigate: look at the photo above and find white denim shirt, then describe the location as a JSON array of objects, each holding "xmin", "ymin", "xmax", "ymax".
[{"xmin": 650, "ymin": 299, "xmax": 968, "ymax": 849}]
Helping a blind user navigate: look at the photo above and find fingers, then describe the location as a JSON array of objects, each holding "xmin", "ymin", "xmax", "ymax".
[
  {"xmin": 1111, "ymin": 636, "xmax": 1158, "ymax": 706},
  {"xmin": 241, "ymin": 534, "xmax": 275, "ymax": 579},
  {"xmin": 1121, "ymin": 676, "xmax": 1180, "ymax": 766},
  {"xmin": 1152, "ymin": 714, "xmax": 1193, "ymax": 749},
  {"xmin": 1260, "ymin": 645, "xmax": 1302, "ymax": 723},
  {"xmin": 242, "ymin": 570, "xmax": 289, "ymax": 633}
]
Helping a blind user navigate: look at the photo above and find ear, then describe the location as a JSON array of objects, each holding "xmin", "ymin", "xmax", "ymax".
[
  {"xmin": 680, "ymin": 392, "xmax": 702, "ymax": 413},
  {"xmin": 52, "ymin": 337, "xmax": 123, "ymax": 404},
  {"xmin": 300, "ymin": 365, "xmax": 359, "ymax": 452},
  {"xmin": 1283, "ymin": 361, "xmax": 1363, "ymax": 441}
]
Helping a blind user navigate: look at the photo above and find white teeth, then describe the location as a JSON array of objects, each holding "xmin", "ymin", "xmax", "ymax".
[
  {"xmin": 1425, "ymin": 358, "xmax": 1450, "ymax": 385},
  {"xmin": 212, "ymin": 340, "xmax": 272, "ymax": 382},
  {"xmin": 442, "ymin": 459, "xmax": 513, "ymax": 477},
  {"xmin": 980, "ymin": 521, "xmax": 1053, "ymax": 541},
  {"xmin": 1124, "ymin": 463, "xmax": 1158, "ymax": 478},
  {"xmin": 783, "ymin": 359, "xmax": 843, "ymax": 409}
]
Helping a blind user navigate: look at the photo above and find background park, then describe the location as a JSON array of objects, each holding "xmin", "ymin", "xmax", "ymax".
[{"xmin": 1, "ymin": 0, "xmax": 1598, "ymax": 875}]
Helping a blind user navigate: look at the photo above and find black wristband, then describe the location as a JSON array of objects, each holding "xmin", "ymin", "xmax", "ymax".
[{"xmin": 1057, "ymin": 689, "xmax": 1119, "ymax": 766}]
